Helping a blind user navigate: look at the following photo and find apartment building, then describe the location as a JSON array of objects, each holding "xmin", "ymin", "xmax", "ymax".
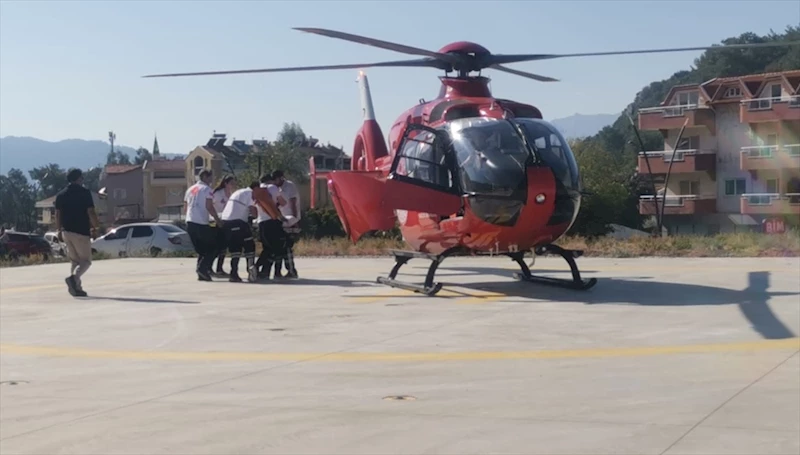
[{"xmin": 637, "ymin": 70, "xmax": 800, "ymax": 234}]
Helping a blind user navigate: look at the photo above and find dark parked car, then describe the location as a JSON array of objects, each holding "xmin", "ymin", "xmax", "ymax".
[{"xmin": 0, "ymin": 231, "xmax": 53, "ymax": 260}]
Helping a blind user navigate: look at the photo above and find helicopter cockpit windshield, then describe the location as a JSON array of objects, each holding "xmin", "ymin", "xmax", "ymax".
[
  {"xmin": 446, "ymin": 117, "xmax": 532, "ymax": 225},
  {"xmin": 448, "ymin": 117, "xmax": 531, "ymax": 198}
]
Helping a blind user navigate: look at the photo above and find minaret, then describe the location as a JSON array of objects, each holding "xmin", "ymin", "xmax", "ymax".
[{"xmin": 152, "ymin": 134, "xmax": 161, "ymax": 160}]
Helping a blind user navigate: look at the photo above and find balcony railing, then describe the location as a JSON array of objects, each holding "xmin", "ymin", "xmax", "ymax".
[
  {"xmin": 740, "ymin": 144, "xmax": 800, "ymax": 170},
  {"xmin": 638, "ymin": 104, "xmax": 716, "ymax": 132},
  {"xmin": 639, "ymin": 103, "xmax": 702, "ymax": 117},
  {"xmin": 640, "ymin": 194, "xmax": 699, "ymax": 206},
  {"xmin": 639, "ymin": 194, "xmax": 717, "ymax": 215},
  {"xmin": 741, "ymin": 144, "xmax": 779, "ymax": 158},
  {"xmin": 742, "ymin": 96, "xmax": 800, "ymax": 111},
  {"xmin": 637, "ymin": 149, "xmax": 716, "ymax": 175},
  {"xmin": 740, "ymin": 193, "xmax": 800, "ymax": 215},
  {"xmin": 784, "ymin": 144, "xmax": 800, "ymax": 156},
  {"xmin": 740, "ymin": 96, "xmax": 800, "ymax": 123},
  {"xmin": 640, "ymin": 149, "xmax": 715, "ymax": 162}
]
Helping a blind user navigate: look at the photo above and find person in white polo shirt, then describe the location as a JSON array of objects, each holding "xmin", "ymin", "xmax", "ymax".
[
  {"xmin": 183, "ymin": 169, "xmax": 223, "ymax": 281},
  {"xmin": 220, "ymin": 181, "xmax": 259, "ymax": 283},
  {"xmin": 273, "ymin": 170, "xmax": 301, "ymax": 278},
  {"xmin": 210, "ymin": 175, "xmax": 234, "ymax": 277}
]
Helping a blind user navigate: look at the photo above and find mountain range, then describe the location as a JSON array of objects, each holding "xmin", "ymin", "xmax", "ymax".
[
  {"xmin": 0, "ymin": 112, "xmax": 618, "ymax": 175},
  {"xmin": 549, "ymin": 113, "xmax": 620, "ymax": 140}
]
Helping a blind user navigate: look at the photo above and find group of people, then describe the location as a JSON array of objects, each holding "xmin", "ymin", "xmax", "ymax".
[
  {"xmin": 183, "ymin": 168, "xmax": 301, "ymax": 283},
  {"xmin": 50, "ymin": 166, "xmax": 302, "ymax": 296}
]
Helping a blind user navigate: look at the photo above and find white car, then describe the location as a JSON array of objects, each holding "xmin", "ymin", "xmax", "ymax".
[
  {"xmin": 91, "ymin": 222, "xmax": 194, "ymax": 257},
  {"xmin": 44, "ymin": 231, "xmax": 67, "ymax": 256}
]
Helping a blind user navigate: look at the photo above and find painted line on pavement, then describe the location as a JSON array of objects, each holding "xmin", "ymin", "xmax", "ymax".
[{"xmin": 1, "ymin": 338, "xmax": 797, "ymax": 363}]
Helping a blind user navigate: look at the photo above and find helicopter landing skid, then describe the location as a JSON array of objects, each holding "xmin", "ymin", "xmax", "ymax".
[
  {"xmin": 376, "ymin": 247, "xmax": 464, "ymax": 296},
  {"xmin": 509, "ymin": 244, "xmax": 597, "ymax": 291}
]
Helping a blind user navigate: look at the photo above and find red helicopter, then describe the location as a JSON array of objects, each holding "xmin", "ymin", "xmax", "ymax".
[{"xmin": 144, "ymin": 28, "xmax": 799, "ymax": 296}]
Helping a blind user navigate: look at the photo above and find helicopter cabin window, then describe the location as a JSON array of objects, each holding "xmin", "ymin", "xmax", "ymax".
[
  {"xmin": 514, "ymin": 119, "xmax": 580, "ymax": 190},
  {"xmin": 392, "ymin": 126, "xmax": 454, "ymax": 191}
]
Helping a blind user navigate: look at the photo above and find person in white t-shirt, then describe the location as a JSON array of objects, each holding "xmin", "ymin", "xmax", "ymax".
[
  {"xmin": 183, "ymin": 169, "xmax": 223, "ymax": 281},
  {"xmin": 273, "ymin": 170, "xmax": 301, "ymax": 278},
  {"xmin": 220, "ymin": 181, "xmax": 259, "ymax": 283},
  {"xmin": 210, "ymin": 175, "xmax": 234, "ymax": 277},
  {"xmin": 254, "ymin": 172, "xmax": 288, "ymax": 279}
]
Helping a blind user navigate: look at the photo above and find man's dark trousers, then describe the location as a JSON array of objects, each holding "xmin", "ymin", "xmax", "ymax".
[
  {"xmin": 256, "ymin": 219, "xmax": 286, "ymax": 276},
  {"xmin": 187, "ymin": 221, "xmax": 216, "ymax": 275}
]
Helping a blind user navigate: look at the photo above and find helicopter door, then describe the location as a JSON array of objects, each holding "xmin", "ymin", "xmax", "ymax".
[
  {"xmin": 386, "ymin": 124, "xmax": 463, "ymax": 215},
  {"xmin": 327, "ymin": 170, "xmax": 396, "ymax": 243}
]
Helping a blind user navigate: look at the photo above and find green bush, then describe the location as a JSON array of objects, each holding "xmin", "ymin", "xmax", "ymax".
[
  {"xmin": 298, "ymin": 208, "xmax": 402, "ymax": 240},
  {"xmin": 300, "ymin": 208, "xmax": 346, "ymax": 238}
]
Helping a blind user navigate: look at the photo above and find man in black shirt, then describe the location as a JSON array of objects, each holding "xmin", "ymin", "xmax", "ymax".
[{"xmin": 55, "ymin": 168, "xmax": 100, "ymax": 297}]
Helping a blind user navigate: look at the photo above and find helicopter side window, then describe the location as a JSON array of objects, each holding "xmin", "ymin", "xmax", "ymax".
[
  {"xmin": 514, "ymin": 118, "xmax": 581, "ymax": 194},
  {"xmin": 390, "ymin": 125, "xmax": 456, "ymax": 193}
]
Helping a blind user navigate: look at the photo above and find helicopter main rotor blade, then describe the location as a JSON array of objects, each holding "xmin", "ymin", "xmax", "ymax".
[
  {"xmin": 293, "ymin": 27, "xmax": 462, "ymax": 65},
  {"xmin": 487, "ymin": 41, "xmax": 800, "ymax": 65},
  {"xmin": 489, "ymin": 64, "xmax": 559, "ymax": 82},
  {"xmin": 141, "ymin": 58, "xmax": 440, "ymax": 78}
]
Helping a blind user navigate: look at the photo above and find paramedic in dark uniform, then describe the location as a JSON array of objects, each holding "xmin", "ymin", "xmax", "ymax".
[
  {"xmin": 211, "ymin": 175, "xmax": 234, "ymax": 276},
  {"xmin": 220, "ymin": 181, "xmax": 259, "ymax": 283},
  {"xmin": 274, "ymin": 170, "xmax": 301, "ymax": 278},
  {"xmin": 254, "ymin": 172, "xmax": 287, "ymax": 279}
]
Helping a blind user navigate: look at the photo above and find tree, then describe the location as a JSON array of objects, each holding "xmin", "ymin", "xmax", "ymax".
[
  {"xmin": 0, "ymin": 169, "xmax": 36, "ymax": 231},
  {"xmin": 82, "ymin": 167, "xmax": 102, "ymax": 193},
  {"xmin": 106, "ymin": 149, "xmax": 131, "ymax": 165},
  {"xmin": 29, "ymin": 164, "xmax": 68, "ymax": 199},
  {"xmin": 276, "ymin": 122, "xmax": 307, "ymax": 146},
  {"xmin": 570, "ymin": 139, "xmax": 639, "ymax": 237},
  {"xmin": 240, "ymin": 140, "xmax": 313, "ymax": 185},
  {"xmin": 134, "ymin": 147, "xmax": 152, "ymax": 165}
]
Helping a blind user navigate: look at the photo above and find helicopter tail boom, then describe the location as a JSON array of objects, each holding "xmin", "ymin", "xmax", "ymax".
[
  {"xmin": 353, "ymin": 71, "xmax": 389, "ymax": 170},
  {"xmin": 358, "ymin": 71, "xmax": 376, "ymax": 121}
]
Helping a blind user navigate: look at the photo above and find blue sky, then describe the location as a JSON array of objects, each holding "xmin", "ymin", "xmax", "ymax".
[{"xmin": 1, "ymin": 0, "xmax": 797, "ymax": 156}]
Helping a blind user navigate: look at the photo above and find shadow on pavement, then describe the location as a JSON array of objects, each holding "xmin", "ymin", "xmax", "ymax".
[{"xmin": 440, "ymin": 268, "xmax": 797, "ymax": 340}]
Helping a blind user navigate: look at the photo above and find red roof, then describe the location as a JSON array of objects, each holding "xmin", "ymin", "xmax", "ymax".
[
  {"xmin": 146, "ymin": 159, "xmax": 185, "ymax": 171},
  {"xmin": 706, "ymin": 69, "xmax": 800, "ymax": 83},
  {"xmin": 104, "ymin": 164, "xmax": 141, "ymax": 174}
]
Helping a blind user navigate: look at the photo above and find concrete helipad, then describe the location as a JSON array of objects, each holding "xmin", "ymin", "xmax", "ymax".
[{"xmin": 1, "ymin": 256, "xmax": 799, "ymax": 455}]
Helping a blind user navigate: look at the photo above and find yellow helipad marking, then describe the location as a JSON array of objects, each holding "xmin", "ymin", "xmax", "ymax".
[
  {"xmin": 348, "ymin": 288, "xmax": 507, "ymax": 304},
  {"xmin": 1, "ymin": 338, "xmax": 797, "ymax": 363}
]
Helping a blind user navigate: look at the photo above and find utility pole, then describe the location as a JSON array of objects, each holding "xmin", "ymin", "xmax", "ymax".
[{"xmin": 108, "ymin": 131, "xmax": 116, "ymax": 158}]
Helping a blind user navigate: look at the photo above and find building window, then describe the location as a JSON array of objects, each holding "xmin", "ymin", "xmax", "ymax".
[
  {"xmin": 766, "ymin": 134, "xmax": 778, "ymax": 146},
  {"xmin": 725, "ymin": 179, "xmax": 746, "ymax": 196},
  {"xmin": 194, "ymin": 156, "xmax": 205, "ymax": 176},
  {"xmin": 724, "ymin": 87, "xmax": 741, "ymax": 98},
  {"xmin": 766, "ymin": 179, "xmax": 779, "ymax": 194},
  {"xmin": 675, "ymin": 91, "xmax": 699, "ymax": 106},
  {"xmin": 771, "ymin": 84, "xmax": 782, "ymax": 100},
  {"xmin": 113, "ymin": 188, "xmax": 127, "ymax": 200},
  {"xmin": 679, "ymin": 181, "xmax": 699, "ymax": 195},
  {"xmin": 677, "ymin": 136, "xmax": 700, "ymax": 150}
]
